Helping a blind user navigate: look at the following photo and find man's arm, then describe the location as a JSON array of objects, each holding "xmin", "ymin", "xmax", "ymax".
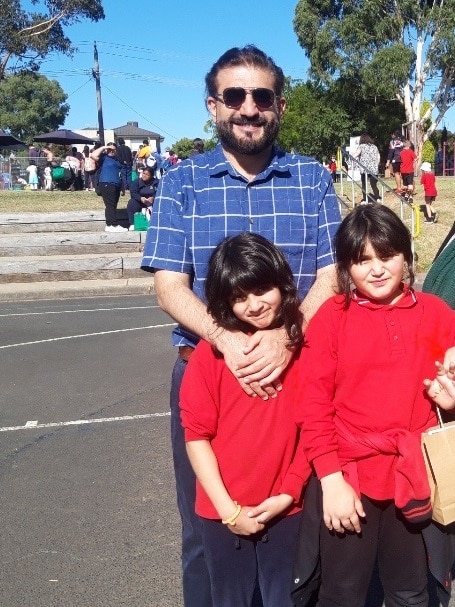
[
  {"xmin": 154, "ymin": 269, "xmax": 286, "ymax": 398},
  {"xmin": 300, "ymin": 264, "xmax": 338, "ymax": 332}
]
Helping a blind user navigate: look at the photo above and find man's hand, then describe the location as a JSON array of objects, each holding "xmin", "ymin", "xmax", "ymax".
[{"xmin": 215, "ymin": 327, "xmax": 293, "ymax": 400}]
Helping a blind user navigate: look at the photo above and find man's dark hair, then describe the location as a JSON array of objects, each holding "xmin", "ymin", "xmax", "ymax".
[
  {"xmin": 205, "ymin": 45, "xmax": 285, "ymax": 98},
  {"xmin": 118, "ymin": 137, "xmax": 125, "ymax": 145},
  {"xmin": 142, "ymin": 139, "xmax": 149, "ymax": 145}
]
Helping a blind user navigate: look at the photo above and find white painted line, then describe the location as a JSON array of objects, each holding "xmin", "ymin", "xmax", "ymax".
[
  {"xmin": 25, "ymin": 420, "xmax": 38, "ymax": 427},
  {"xmin": 0, "ymin": 323, "xmax": 176, "ymax": 350},
  {"xmin": 0, "ymin": 412, "xmax": 170, "ymax": 433},
  {"xmin": 0, "ymin": 305, "xmax": 161, "ymax": 318}
]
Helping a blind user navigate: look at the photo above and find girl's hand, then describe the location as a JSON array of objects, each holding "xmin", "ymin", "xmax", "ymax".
[
  {"xmin": 225, "ymin": 508, "xmax": 265, "ymax": 536},
  {"xmin": 246, "ymin": 494, "xmax": 294, "ymax": 524},
  {"xmin": 321, "ymin": 472, "xmax": 365, "ymax": 534},
  {"xmin": 424, "ymin": 359, "xmax": 455, "ymax": 410}
]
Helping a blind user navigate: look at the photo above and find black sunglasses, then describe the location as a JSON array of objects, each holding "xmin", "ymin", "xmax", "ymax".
[{"xmin": 215, "ymin": 87, "xmax": 277, "ymax": 110}]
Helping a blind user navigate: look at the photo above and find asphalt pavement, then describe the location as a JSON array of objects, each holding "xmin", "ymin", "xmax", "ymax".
[{"xmin": 0, "ymin": 294, "xmax": 182, "ymax": 607}]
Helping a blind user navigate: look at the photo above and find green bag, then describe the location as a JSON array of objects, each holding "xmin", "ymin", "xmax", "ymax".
[{"xmin": 133, "ymin": 211, "xmax": 149, "ymax": 231}]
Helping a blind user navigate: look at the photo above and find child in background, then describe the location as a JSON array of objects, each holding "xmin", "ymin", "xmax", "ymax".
[
  {"xmin": 420, "ymin": 161, "xmax": 439, "ymax": 223},
  {"xmin": 399, "ymin": 140, "xmax": 417, "ymax": 200},
  {"xmin": 295, "ymin": 204, "xmax": 455, "ymax": 607},
  {"xmin": 44, "ymin": 165, "xmax": 52, "ymax": 191},
  {"xmin": 180, "ymin": 232, "xmax": 310, "ymax": 607},
  {"xmin": 26, "ymin": 161, "xmax": 38, "ymax": 190}
]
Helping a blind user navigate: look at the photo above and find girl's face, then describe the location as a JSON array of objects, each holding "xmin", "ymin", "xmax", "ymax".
[
  {"xmin": 231, "ymin": 287, "xmax": 282, "ymax": 330},
  {"xmin": 349, "ymin": 240, "xmax": 405, "ymax": 305}
]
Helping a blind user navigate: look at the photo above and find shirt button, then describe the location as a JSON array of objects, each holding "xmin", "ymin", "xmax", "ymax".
[{"xmin": 394, "ymin": 335, "xmax": 398, "ymax": 340}]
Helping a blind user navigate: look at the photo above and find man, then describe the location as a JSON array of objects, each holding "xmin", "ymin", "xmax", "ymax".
[
  {"xmin": 141, "ymin": 45, "xmax": 341, "ymax": 607},
  {"xmin": 135, "ymin": 138, "xmax": 152, "ymax": 168},
  {"xmin": 189, "ymin": 137, "xmax": 205, "ymax": 157},
  {"xmin": 116, "ymin": 137, "xmax": 133, "ymax": 190}
]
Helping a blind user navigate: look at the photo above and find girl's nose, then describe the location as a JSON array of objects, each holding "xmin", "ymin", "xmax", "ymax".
[
  {"xmin": 371, "ymin": 258, "xmax": 385, "ymax": 274},
  {"xmin": 246, "ymin": 294, "xmax": 262, "ymax": 311}
]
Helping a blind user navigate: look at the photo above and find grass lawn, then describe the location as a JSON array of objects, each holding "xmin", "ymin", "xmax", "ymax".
[{"xmin": 0, "ymin": 177, "xmax": 453, "ymax": 272}]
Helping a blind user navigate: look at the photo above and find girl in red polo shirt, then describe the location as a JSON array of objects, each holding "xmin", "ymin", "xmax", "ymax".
[
  {"xmin": 295, "ymin": 204, "xmax": 455, "ymax": 607},
  {"xmin": 180, "ymin": 232, "xmax": 310, "ymax": 607}
]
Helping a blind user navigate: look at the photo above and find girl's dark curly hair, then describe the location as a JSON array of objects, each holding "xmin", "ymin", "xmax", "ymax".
[
  {"xmin": 205, "ymin": 232, "xmax": 303, "ymax": 349},
  {"xmin": 335, "ymin": 204, "xmax": 414, "ymax": 308}
]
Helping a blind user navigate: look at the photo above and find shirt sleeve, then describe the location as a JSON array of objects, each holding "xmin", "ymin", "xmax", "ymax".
[
  {"xmin": 180, "ymin": 342, "xmax": 219, "ymax": 442},
  {"xmin": 294, "ymin": 298, "xmax": 342, "ymax": 479},
  {"xmin": 141, "ymin": 170, "xmax": 193, "ymax": 274},
  {"xmin": 316, "ymin": 168, "xmax": 341, "ymax": 271}
]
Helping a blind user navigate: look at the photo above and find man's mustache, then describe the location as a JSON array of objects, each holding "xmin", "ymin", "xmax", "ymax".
[{"xmin": 230, "ymin": 117, "xmax": 268, "ymax": 127}]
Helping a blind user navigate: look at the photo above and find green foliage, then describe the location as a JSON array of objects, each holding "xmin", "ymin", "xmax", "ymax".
[
  {"xmin": 0, "ymin": 0, "xmax": 105, "ymax": 79},
  {"xmin": 173, "ymin": 138, "xmax": 194, "ymax": 160},
  {"xmin": 293, "ymin": 0, "xmax": 455, "ymax": 154},
  {"xmin": 421, "ymin": 139, "xmax": 435, "ymax": 165},
  {"xmin": 0, "ymin": 72, "xmax": 69, "ymax": 141},
  {"xmin": 278, "ymin": 80, "xmax": 353, "ymax": 159}
]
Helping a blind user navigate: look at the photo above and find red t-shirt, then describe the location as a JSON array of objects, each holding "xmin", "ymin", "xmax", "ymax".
[
  {"xmin": 420, "ymin": 172, "xmax": 437, "ymax": 197},
  {"xmin": 180, "ymin": 340, "xmax": 311, "ymax": 519},
  {"xmin": 295, "ymin": 288, "xmax": 455, "ymax": 501},
  {"xmin": 399, "ymin": 148, "xmax": 416, "ymax": 174}
]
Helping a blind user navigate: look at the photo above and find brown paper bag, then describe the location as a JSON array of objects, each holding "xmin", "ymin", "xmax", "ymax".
[{"xmin": 421, "ymin": 420, "xmax": 455, "ymax": 525}]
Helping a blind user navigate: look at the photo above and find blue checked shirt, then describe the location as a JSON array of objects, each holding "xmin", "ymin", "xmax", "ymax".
[{"xmin": 141, "ymin": 143, "xmax": 341, "ymax": 347}]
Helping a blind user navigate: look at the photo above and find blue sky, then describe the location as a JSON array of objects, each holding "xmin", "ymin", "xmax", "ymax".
[
  {"xmin": 36, "ymin": 1, "xmax": 454, "ymax": 147},
  {"xmin": 38, "ymin": 1, "xmax": 308, "ymax": 146}
]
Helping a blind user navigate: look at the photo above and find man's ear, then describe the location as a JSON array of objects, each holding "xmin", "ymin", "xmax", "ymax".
[{"xmin": 207, "ymin": 97, "xmax": 217, "ymax": 121}]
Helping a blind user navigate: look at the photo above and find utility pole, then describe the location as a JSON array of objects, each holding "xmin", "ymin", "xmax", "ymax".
[{"xmin": 92, "ymin": 42, "xmax": 105, "ymax": 145}]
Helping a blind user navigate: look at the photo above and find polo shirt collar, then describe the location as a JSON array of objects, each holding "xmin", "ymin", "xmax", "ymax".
[
  {"xmin": 352, "ymin": 284, "xmax": 418, "ymax": 310},
  {"xmin": 208, "ymin": 143, "xmax": 289, "ymax": 180}
]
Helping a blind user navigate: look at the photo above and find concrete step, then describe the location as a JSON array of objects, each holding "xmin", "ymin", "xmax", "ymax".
[
  {"xmin": 0, "ymin": 211, "xmax": 112, "ymax": 234},
  {"xmin": 0, "ymin": 230, "xmax": 146, "ymax": 256},
  {"xmin": 0, "ymin": 276, "xmax": 155, "ymax": 301},
  {"xmin": 0, "ymin": 252, "xmax": 144, "ymax": 283}
]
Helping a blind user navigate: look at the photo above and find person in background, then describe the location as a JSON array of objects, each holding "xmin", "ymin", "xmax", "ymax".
[
  {"xmin": 328, "ymin": 156, "xmax": 338, "ymax": 182},
  {"xmin": 399, "ymin": 140, "xmax": 417, "ymax": 201},
  {"xmin": 136, "ymin": 139, "xmax": 152, "ymax": 169},
  {"xmin": 44, "ymin": 165, "xmax": 52, "ymax": 191},
  {"xmin": 90, "ymin": 142, "xmax": 126, "ymax": 233},
  {"xmin": 126, "ymin": 167, "xmax": 157, "ymax": 230},
  {"xmin": 385, "ymin": 130, "xmax": 404, "ymax": 193},
  {"xmin": 189, "ymin": 138, "xmax": 205, "ymax": 158},
  {"xmin": 353, "ymin": 134, "xmax": 380, "ymax": 203},
  {"xmin": 420, "ymin": 161, "xmax": 439, "ymax": 223},
  {"xmin": 294, "ymin": 204, "xmax": 455, "ymax": 607},
  {"xmin": 181, "ymin": 232, "xmax": 311, "ymax": 607},
  {"xmin": 141, "ymin": 44, "xmax": 341, "ymax": 607},
  {"xmin": 26, "ymin": 161, "xmax": 39, "ymax": 190},
  {"xmin": 82, "ymin": 145, "xmax": 97, "ymax": 191},
  {"xmin": 116, "ymin": 137, "xmax": 133, "ymax": 190}
]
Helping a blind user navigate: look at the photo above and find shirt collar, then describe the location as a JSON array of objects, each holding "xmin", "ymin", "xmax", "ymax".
[
  {"xmin": 208, "ymin": 143, "xmax": 290, "ymax": 181},
  {"xmin": 352, "ymin": 283, "xmax": 418, "ymax": 310}
]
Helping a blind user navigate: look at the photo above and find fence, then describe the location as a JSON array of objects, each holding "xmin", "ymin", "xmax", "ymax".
[{"xmin": 1, "ymin": 156, "xmax": 51, "ymax": 190}]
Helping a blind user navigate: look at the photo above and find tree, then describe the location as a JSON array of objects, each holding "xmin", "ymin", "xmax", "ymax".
[
  {"xmin": 293, "ymin": 0, "xmax": 455, "ymax": 161},
  {"xmin": 0, "ymin": 0, "xmax": 104, "ymax": 80},
  {"xmin": 278, "ymin": 80, "xmax": 353, "ymax": 159},
  {"xmin": 0, "ymin": 73, "xmax": 69, "ymax": 142}
]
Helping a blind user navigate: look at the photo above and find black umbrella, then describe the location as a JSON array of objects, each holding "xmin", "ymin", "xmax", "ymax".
[
  {"xmin": 33, "ymin": 129, "xmax": 98, "ymax": 145},
  {"xmin": 0, "ymin": 129, "xmax": 26, "ymax": 148}
]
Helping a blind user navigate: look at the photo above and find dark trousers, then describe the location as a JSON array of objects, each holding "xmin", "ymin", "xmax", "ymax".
[
  {"xmin": 317, "ymin": 496, "xmax": 428, "ymax": 607},
  {"xmin": 361, "ymin": 173, "xmax": 380, "ymax": 202},
  {"xmin": 100, "ymin": 183, "xmax": 121, "ymax": 226},
  {"xmin": 120, "ymin": 165, "xmax": 132, "ymax": 190},
  {"xmin": 170, "ymin": 357, "xmax": 213, "ymax": 607},
  {"xmin": 170, "ymin": 356, "xmax": 264, "ymax": 607},
  {"xmin": 202, "ymin": 514, "xmax": 301, "ymax": 607}
]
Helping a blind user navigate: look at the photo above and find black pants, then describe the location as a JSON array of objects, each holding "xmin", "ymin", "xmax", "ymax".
[
  {"xmin": 100, "ymin": 183, "xmax": 121, "ymax": 226},
  {"xmin": 361, "ymin": 173, "xmax": 380, "ymax": 202},
  {"xmin": 317, "ymin": 496, "xmax": 428, "ymax": 607}
]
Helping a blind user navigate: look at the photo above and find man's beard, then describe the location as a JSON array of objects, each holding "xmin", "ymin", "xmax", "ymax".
[{"xmin": 216, "ymin": 117, "xmax": 280, "ymax": 155}]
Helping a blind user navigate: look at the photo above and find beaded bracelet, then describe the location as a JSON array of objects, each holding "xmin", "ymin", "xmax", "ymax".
[{"xmin": 221, "ymin": 502, "xmax": 242, "ymax": 526}]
